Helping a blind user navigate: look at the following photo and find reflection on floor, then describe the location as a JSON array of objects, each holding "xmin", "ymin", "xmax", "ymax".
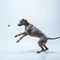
[{"xmin": 0, "ymin": 40, "xmax": 60, "ymax": 60}]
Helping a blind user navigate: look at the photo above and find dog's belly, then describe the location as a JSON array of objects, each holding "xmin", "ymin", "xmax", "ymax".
[
  {"xmin": 29, "ymin": 32, "xmax": 40, "ymax": 37},
  {"xmin": 29, "ymin": 32, "xmax": 47, "ymax": 38},
  {"xmin": 29, "ymin": 30, "xmax": 47, "ymax": 39}
]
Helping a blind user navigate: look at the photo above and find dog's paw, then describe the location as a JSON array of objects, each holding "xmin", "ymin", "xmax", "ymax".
[
  {"xmin": 37, "ymin": 51, "xmax": 41, "ymax": 53},
  {"xmin": 16, "ymin": 40, "xmax": 19, "ymax": 43},
  {"xmin": 15, "ymin": 35, "xmax": 18, "ymax": 38}
]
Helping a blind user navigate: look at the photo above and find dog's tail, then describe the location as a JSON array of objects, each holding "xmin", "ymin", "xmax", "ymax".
[{"xmin": 47, "ymin": 36, "xmax": 60, "ymax": 40}]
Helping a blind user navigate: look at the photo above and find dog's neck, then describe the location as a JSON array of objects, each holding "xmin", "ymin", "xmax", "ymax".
[{"xmin": 24, "ymin": 21, "xmax": 30, "ymax": 26}]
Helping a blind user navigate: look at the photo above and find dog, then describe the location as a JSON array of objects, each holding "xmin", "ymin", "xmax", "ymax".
[{"xmin": 15, "ymin": 19, "xmax": 60, "ymax": 53}]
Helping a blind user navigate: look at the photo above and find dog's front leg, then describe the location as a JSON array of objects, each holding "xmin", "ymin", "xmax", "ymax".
[
  {"xmin": 15, "ymin": 32, "xmax": 27, "ymax": 38},
  {"xmin": 15, "ymin": 33, "xmax": 23, "ymax": 38},
  {"xmin": 16, "ymin": 34, "xmax": 27, "ymax": 43}
]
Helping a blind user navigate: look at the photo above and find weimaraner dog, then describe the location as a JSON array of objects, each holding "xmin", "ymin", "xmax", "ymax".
[{"xmin": 15, "ymin": 19, "xmax": 60, "ymax": 53}]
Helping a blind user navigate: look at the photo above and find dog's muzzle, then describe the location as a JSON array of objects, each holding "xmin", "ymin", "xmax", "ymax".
[{"xmin": 18, "ymin": 24, "xmax": 22, "ymax": 26}]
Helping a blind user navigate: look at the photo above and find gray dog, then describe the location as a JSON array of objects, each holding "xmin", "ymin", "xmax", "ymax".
[{"xmin": 15, "ymin": 19, "xmax": 60, "ymax": 53}]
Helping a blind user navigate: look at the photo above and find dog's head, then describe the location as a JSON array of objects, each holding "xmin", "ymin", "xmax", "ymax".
[{"xmin": 18, "ymin": 19, "xmax": 29, "ymax": 26}]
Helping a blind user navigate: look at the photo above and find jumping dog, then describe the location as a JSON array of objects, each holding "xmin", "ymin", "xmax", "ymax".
[{"xmin": 15, "ymin": 19, "xmax": 60, "ymax": 53}]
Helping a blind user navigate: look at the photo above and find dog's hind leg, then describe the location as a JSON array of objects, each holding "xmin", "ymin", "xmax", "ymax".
[
  {"xmin": 37, "ymin": 40, "xmax": 45, "ymax": 53},
  {"xmin": 44, "ymin": 44, "xmax": 48, "ymax": 51}
]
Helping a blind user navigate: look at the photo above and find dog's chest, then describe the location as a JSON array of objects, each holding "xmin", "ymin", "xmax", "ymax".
[
  {"xmin": 25, "ymin": 25, "xmax": 40, "ymax": 37},
  {"xmin": 25, "ymin": 25, "xmax": 32, "ymax": 31}
]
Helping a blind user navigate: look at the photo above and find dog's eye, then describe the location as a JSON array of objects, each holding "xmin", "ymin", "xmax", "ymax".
[{"xmin": 20, "ymin": 21, "xmax": 23, "ymax": 23}]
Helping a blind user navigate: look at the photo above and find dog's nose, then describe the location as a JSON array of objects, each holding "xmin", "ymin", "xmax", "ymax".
[{"xmin": 18, "ymin": 24, "xmax": 21, "ymax": 26}]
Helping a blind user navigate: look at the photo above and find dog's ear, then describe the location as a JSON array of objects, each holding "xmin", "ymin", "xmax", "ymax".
[
  {"xmin": 24, "ymin": 19, "xmax": 27, "ymax": 22},
  {"xmin": 22, "ymin": 19, "xmax": 25, "ymax": 21}
]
